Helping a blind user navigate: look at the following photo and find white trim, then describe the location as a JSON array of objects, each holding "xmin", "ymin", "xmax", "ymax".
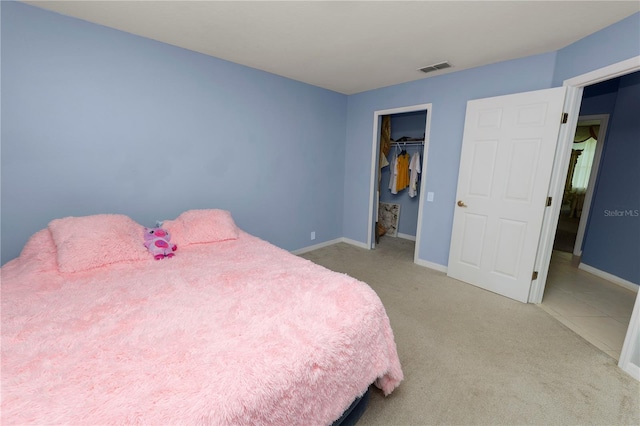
[
  {"xmin": 619, "ymin": 289, "xmax": 640, "ymax": 381},
  {"xmin": 340, "ymin": 237, "xmax": 370, "ymax": 250},
  {"xmin": 530, "ymin": 55, "xmax": 640, "ymax": 305},
  {"xmin": 530, "ymin": 55, "xmax": 640, "ymax": 382},
  {"xmin": 397, "ymin": 233, "xmax": 416, "ymax": 241},
  {"xmin": 293, "ymin": 237, "xmax": 448, "ymax": 276},
  {"xmin": 291, "ymin": 238, "xmax": 344, "ymax": 255},
  {"xmin": 292, "ymin": 237, "xmax": 371, "ymax": 255},
  {"xmin": 529, "ymin": 85, "xmax": 578, "ymax": 304},
  {"xmin": 414, "ymin": 107, "xmax": 433, "ymax": 264},
  {"xmin": 573, "ymin": 114, "xmax": 609, "ymax": 256},
  {"xmin": 367, "ymin": 103, "xmax": 432, "ymax": 266},
  {"xmin": 414, "ymin": 258, "xmax": 448, "ymax": 273},
  {"xmin": 367, "ymin": 113, "xmax": 382, "ymax": 250},
  {"xmin": 413, "ymin": 104, "xmax": 433, "ymax": 263},
  {"xmin": 564, "ymin": 56, "xmax": 640, "ymax": 88},
  {"xmin": 578, "ymin": 263, "xmax": 639, "ymax": 293}
]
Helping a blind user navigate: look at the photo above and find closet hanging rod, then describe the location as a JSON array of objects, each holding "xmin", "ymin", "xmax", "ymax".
[{"xmin": 391, "ymin": 140, "xmax": 424, "ymax": 146}]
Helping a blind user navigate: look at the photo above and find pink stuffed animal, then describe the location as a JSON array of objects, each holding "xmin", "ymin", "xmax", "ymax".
[{"xmin": 144, "ymin": 227, "xmax": 177, "ymax": 260}]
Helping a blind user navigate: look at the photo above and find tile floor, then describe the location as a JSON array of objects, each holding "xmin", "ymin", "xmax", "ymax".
[{"xmin": 540, "ymin": 250, "xmax": 637, "ymax": 360}]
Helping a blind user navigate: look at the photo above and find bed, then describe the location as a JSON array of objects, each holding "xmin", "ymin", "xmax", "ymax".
[{"xmin": 1, "ymin": 209, "xmax": 403, "ymax": 425}]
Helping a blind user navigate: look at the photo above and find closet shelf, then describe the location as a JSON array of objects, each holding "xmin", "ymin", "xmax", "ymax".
[{"xmin": 391, "ymin": 140, "xmax": 424, "ymax": 146}]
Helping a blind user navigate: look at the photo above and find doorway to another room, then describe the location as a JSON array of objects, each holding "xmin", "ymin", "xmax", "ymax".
[
  {"xmin": 553, "ymin": 115, "xmax": 608, "ymax": 255},
  {"xmin": 541, "ymin": 252, "xmax": 635, "ymax": 361},
  {"xmin": 368, "ymin": 103, "xmax": 432, "ymax": 264},
  {"xmin": 376, "ymin": 111, "xmax": 426, "ymax": 258},
  {"xmin": 543, "ymin": 72, "xmax": 639, "ymax": 365}
]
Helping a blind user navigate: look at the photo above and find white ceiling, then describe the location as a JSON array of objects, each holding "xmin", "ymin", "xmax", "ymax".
[{"xmin": 25, "ymin": 1, "xmax": 640, "ymax": 95}]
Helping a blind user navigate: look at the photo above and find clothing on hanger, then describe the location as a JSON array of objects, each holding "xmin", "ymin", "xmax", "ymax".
[
  {"xmin": 409, "ymin": 152, "xmax": 421, "ymax": 198},
  {"xmin": 395, "ymin": 151, "xmax": 410, "ymax": 193},
  {"xmin": 389, "ymin": 149, "xmax": 399, "ymax": 194}
]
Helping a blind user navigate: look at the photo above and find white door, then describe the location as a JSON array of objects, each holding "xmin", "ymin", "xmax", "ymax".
[{"xmin": 448, "ymin": 87, "xmax": 567, "ymax": 303}]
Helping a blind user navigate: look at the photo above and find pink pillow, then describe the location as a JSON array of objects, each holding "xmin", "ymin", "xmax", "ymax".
[
  {"xmin": 163, "ymin": 209, "xmax": 239, "ymax": 246},
  {"xmin": 18, "ymin": 229, "xmax": 59, "ymax": 273},
  {"xmin": 48, "ymin": 214, "xmax": 148, "ymax": 273}
]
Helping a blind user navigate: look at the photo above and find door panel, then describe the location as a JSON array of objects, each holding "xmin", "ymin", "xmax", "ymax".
[
  {"xmin": 493, "ymin": 218, "xmax": 526, "ymax": 277},
  {"xmin": 448, "ymin": 87, "xmax": 567, "ymax": 303},
  {"xmin": 505, "ymin": 139, "xmax": 539, "ymax": 201},
  {"xmin": 460, "ymin": 214, "xmax": 487, "ymax": 267},
  {"xmin": 469, "ymin": 141, "xmax": 497, "ymax": 197}
]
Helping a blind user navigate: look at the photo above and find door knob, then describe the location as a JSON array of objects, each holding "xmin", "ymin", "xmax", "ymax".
[{"xmin": 457, "ymin": 200, "xmax": 467, "ymax": 207}]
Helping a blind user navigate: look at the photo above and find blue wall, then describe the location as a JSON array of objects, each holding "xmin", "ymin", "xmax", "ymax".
[
  {"xmin": 580, "ymin": 79, "xmax": 620, "ymax": 117},
  {"xmin": 2, "ymin": 2, "xmax": 638, "ymax": 279},
  {"xmin": 580, "ymin": 72, "xmax": 640, "ymax": 284},
  {"xmin": 344, "ymin": 12, "xmax": 639, "ymax": 271},
  {"xmin": 553, "ymin": 12, "xmax": 639, "ymax": 284},
  {"xmin": 1, "ymin": 2, "xmax": 347, "ymax": 264},
  {"xmin": 552, "ymin": 12, "xmax": 640, "ymax": 86},
  {"xmin": 575, "ymin": 78, "xmax": 620, "ymax": 256},
  {"xmin": 343, "ymin": 53, "xmax": 558, "ymax": 266}
]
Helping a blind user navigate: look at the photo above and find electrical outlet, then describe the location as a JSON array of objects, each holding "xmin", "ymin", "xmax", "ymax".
[{"xmin": 311, "ymin": 231, "xmax": 316, "ymax": 240}]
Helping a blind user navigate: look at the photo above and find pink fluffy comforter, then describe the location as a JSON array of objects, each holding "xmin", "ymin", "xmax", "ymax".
[{"xmin": 1, "ymin": 227, "xmax": 402, "ymax": 425}]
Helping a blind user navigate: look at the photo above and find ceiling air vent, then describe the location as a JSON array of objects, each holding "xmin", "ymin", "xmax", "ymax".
[{"xmin": 419, "ymin": 61, "xmax": 452, "ymax": 74}]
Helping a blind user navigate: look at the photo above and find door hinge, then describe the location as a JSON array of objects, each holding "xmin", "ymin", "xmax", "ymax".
[
  {"xmin": 546, "ymin": 196, "xmax": 552, "ymax": 207},
  {"xmin": 532, "ymin": 271, "xmax": 539, "ymax": 280},
  {"xmin": 561, "ymin": 112, "xmax": 568, "ymax": 124}
]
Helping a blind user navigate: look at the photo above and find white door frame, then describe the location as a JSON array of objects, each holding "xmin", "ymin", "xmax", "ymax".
[
  {"xmin": 367, "ymin": 103, "xmax": 432, "ymax": 264},
  {"xmin": 620, "ymin": 289, "xmax": 640, "ymax": 380},
  {"xmin": 529, "ymin": 55, "xmax": 640, "ymax": 380},
  {"xmin": 572, "ymin": 114, "xmax": 609, "ymax": 256},
  {"xmin": 530, "ymin": 55, "xmax": 639, "ymax": 302}
]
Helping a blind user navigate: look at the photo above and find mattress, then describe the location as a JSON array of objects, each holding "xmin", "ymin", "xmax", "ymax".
[{"xmin": 1, "ymin": 211, "xmax": 403, "ymax": 425}]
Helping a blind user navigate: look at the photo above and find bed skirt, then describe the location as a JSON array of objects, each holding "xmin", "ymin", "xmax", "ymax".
[{"xmin": 332, "ymin": 387, "xmax": 371, "ymax": 426}]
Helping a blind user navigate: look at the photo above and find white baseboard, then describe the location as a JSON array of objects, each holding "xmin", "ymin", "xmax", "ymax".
[
  {"xmin": 293, "ymin": 237, "xmax": 449, "ymax": 275},
  {"xmin": 292, "ymin": 237, "xmax": 369, "ymax": 255},
  {"xmin": 397, "ymin": 233, "xmax": 416, "ymax": 241},
  {"xmin": 340, "ymin": 237, "xmax": 370, "ymax": 250},
  {"xmin": 291, "ymin": 238, "xmax": 344, "ymax": 255},
  {"xmin": 620, "ymin": 360, "xmax": 640, "ymax": 381},
  {"xmin": 414, "ymin": 258, "xmax": 448, "ymax": 273},
  {"xmin": 578, "ymin": 263, "xmax": 639, "ymax": 293}
]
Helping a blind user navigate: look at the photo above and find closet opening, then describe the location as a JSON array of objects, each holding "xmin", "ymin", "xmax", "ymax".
[{"xmin": 367, "ymin": 103, "xmax": 432, "ymax": 264}]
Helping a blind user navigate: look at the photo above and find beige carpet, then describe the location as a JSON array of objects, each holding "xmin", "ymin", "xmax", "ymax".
[{"xmin": 300, "ymin": 237, "xmax": 640, "ymax": 426}]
